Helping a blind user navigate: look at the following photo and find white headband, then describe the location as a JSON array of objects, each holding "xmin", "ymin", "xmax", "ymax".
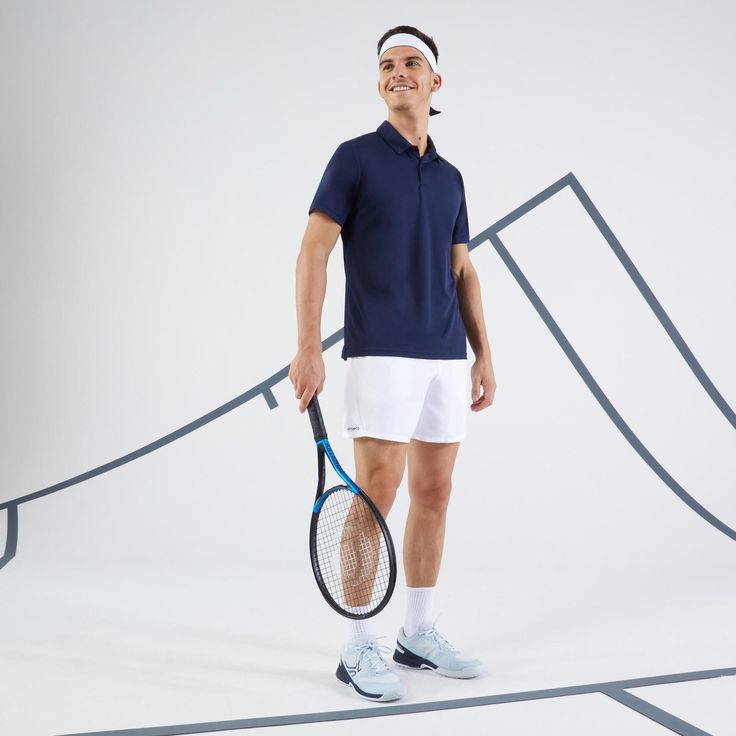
[{"xmin": 378, "ymin": 33, "xmax": 439, "ymax": 74}]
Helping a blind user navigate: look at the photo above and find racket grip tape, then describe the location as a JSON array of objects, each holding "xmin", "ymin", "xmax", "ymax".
[{"xmin": 307, "ymin": 394, "xmax": 328, "ymax": 442}]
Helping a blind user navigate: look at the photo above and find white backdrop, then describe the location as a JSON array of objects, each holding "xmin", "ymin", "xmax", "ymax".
[{"xmin": 0, "ymin": 1, "xmax": 734, "ymax": 734}]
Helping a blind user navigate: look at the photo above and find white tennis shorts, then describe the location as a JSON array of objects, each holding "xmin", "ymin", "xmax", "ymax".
[{"xmin": 342, "ymin": 356, "xmax": 469, "ymax": 444}]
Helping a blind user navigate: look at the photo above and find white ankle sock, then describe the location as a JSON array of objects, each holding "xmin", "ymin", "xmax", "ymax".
[
  {"xmin": 346, "ymin": 616, "xmax": 377, "ymax": 642},
  {"xmin": 404, "ymin": 586, "xmax": 435, "ymax": 637}
]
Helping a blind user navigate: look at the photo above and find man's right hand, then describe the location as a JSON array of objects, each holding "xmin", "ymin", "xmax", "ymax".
[{"xmin": 288, "ymin": 346, "xmax": 326, "ymax": 413}]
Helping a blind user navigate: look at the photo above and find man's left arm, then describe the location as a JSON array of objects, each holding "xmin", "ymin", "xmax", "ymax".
[{"xmin": 452, "ymin": 243, "xmax": 496, "ymax": 411}]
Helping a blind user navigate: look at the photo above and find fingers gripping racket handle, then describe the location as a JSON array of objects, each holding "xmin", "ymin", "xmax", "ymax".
[{"xmin": 307, "ymin": 394, "xmax": 328, "ymax": 442}]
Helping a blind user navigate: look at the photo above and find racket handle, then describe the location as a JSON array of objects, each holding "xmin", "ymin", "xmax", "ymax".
[{"xmin": 307, "ymin": 394, "xmax": 328, "ymax": 442}]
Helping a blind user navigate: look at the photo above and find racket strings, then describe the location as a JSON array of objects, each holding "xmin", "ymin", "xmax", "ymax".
[{"xmin": 313, "ymin": 486, "xmax": 391, "ymax": 616}]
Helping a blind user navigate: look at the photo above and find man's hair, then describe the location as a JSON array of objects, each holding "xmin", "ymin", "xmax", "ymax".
[{"xmin": 376, "ymin": 25, "xmax": 439, "ymax": 66}]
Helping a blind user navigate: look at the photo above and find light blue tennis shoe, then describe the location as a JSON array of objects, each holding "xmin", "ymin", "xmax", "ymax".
[
  {"xmin": 393, "ymin": 622, "xmax": 483, "ymax": 678},
  {"xmin": 336, "ymin": 636, "xmax": 407, "ymax": 701}
]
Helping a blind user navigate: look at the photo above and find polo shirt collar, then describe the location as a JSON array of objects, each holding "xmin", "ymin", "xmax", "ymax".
[{"xmin": 377, "ymin": 119, "xmax": 440, "ymax": 161}]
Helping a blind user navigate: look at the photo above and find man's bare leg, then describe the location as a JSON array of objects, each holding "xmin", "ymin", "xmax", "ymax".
[
  {"xmin": 395, "ymin": 435, "xmax": 483, "ymax": 678},
  {"xmin": 404, "ymin": 439, "xmax": 461, "ymax": 587},
  {"xmin": 342, "ymin": 436, "xmax": 408, "ymax": 640}
]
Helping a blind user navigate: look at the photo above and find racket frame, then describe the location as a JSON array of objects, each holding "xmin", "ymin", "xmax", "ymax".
[{"xmin": 307, "ymin": 395, "xmax": 397, "ymax": 619}]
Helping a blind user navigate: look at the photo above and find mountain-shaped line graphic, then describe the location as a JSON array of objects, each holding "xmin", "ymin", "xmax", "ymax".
[{"xmin": 1, "ymin": 172, "xmax": 734, "ymax": 572}]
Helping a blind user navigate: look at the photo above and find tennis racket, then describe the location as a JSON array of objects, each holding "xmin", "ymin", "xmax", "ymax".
[{"xmin": 306, "ymin": 394, "xmax": 397, "ymax": 619}]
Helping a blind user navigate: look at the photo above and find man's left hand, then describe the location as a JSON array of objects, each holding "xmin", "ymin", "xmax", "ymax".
[{"xmin": 470, "ymin": 357, "xmax": 496, "ymax": 412}]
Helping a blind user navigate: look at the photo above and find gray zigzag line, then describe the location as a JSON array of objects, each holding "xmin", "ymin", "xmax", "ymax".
[{"xmin": 1, "ymin": 173, "xmax": 734, "ymax": 574}]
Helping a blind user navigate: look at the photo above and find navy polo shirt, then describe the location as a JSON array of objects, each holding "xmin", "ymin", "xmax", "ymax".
[{"xmin": 308, "ymin": 119, "xmax": 469, "ymax": 361}]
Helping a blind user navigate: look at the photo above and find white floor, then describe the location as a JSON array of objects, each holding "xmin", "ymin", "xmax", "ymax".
[{"xmin": 1, "ymin": 554, "xmax": 734, "ymax": 736}]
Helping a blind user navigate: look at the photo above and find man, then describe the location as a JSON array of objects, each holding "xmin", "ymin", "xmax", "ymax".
[{"xmin": 289, "ymin": 25, "xmax": 496, "ymax": 702}]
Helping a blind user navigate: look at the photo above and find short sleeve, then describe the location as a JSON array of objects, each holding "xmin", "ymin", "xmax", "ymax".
[
  {"xmin": 451, "ymin": 171, "xmax": 470, "ymax": 244},
  {"xmin": 308, "ymin": 142, "xmax": 360, "ymax": 227}
]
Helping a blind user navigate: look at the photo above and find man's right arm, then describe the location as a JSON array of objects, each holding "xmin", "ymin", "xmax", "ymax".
[{"xmin": 289, "ymin": 210, "xmax": 342, "ymax": 413}]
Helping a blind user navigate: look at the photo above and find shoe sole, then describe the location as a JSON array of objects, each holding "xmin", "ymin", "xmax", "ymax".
[
  {"xmin": 335, "ymin": 660, "xmax": 406, "ymax": 701},
  {"xmin": 393, "ymin": 644, "xmax": 482, "ymax": 679}
]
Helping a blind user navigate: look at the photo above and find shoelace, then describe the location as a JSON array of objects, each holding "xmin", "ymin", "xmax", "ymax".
[
  {"xmin": 353, "ymin": 637, "xmax": 392, "ymax": 674},
  {"xmin": 417, "ymin": 615, "xmax": 457, "ymax": 651}
]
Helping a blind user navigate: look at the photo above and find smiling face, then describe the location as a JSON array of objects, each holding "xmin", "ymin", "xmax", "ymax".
[{"xmin": 377, "ymin": 45, "xmax": 441, "ymax": 115}]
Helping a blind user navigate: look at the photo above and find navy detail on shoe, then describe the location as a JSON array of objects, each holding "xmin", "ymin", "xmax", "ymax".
[
  {"xmin": 336, "ymin": 660, "xmax": 383, "ymax": 699},
  {"xmin": 393, "ymin": 641, "xmax": 438, "ymax": 670}
]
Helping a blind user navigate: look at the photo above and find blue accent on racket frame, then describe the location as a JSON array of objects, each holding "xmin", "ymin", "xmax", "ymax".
[
  {"xmin": 313, "ymin": 488, "xmax": 335, "ymax": 514},
  {"xmin": 313, "ymin": 439, "xmax": 360, "ymax": 514}
]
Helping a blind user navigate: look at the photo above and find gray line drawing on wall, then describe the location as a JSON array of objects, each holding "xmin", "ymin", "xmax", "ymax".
[{"xmin": 3, "ymin": 172, "xmax": 733, "ymax": 573}]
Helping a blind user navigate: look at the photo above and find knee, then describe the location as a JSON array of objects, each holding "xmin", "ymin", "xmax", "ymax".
[
  {"xmin": 357, "ymin": 470, "xmax": 402, "ymax": 515},
  {"xmin": 410, "ymin": 480, "xmax": 452, "ymax": 514}
]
